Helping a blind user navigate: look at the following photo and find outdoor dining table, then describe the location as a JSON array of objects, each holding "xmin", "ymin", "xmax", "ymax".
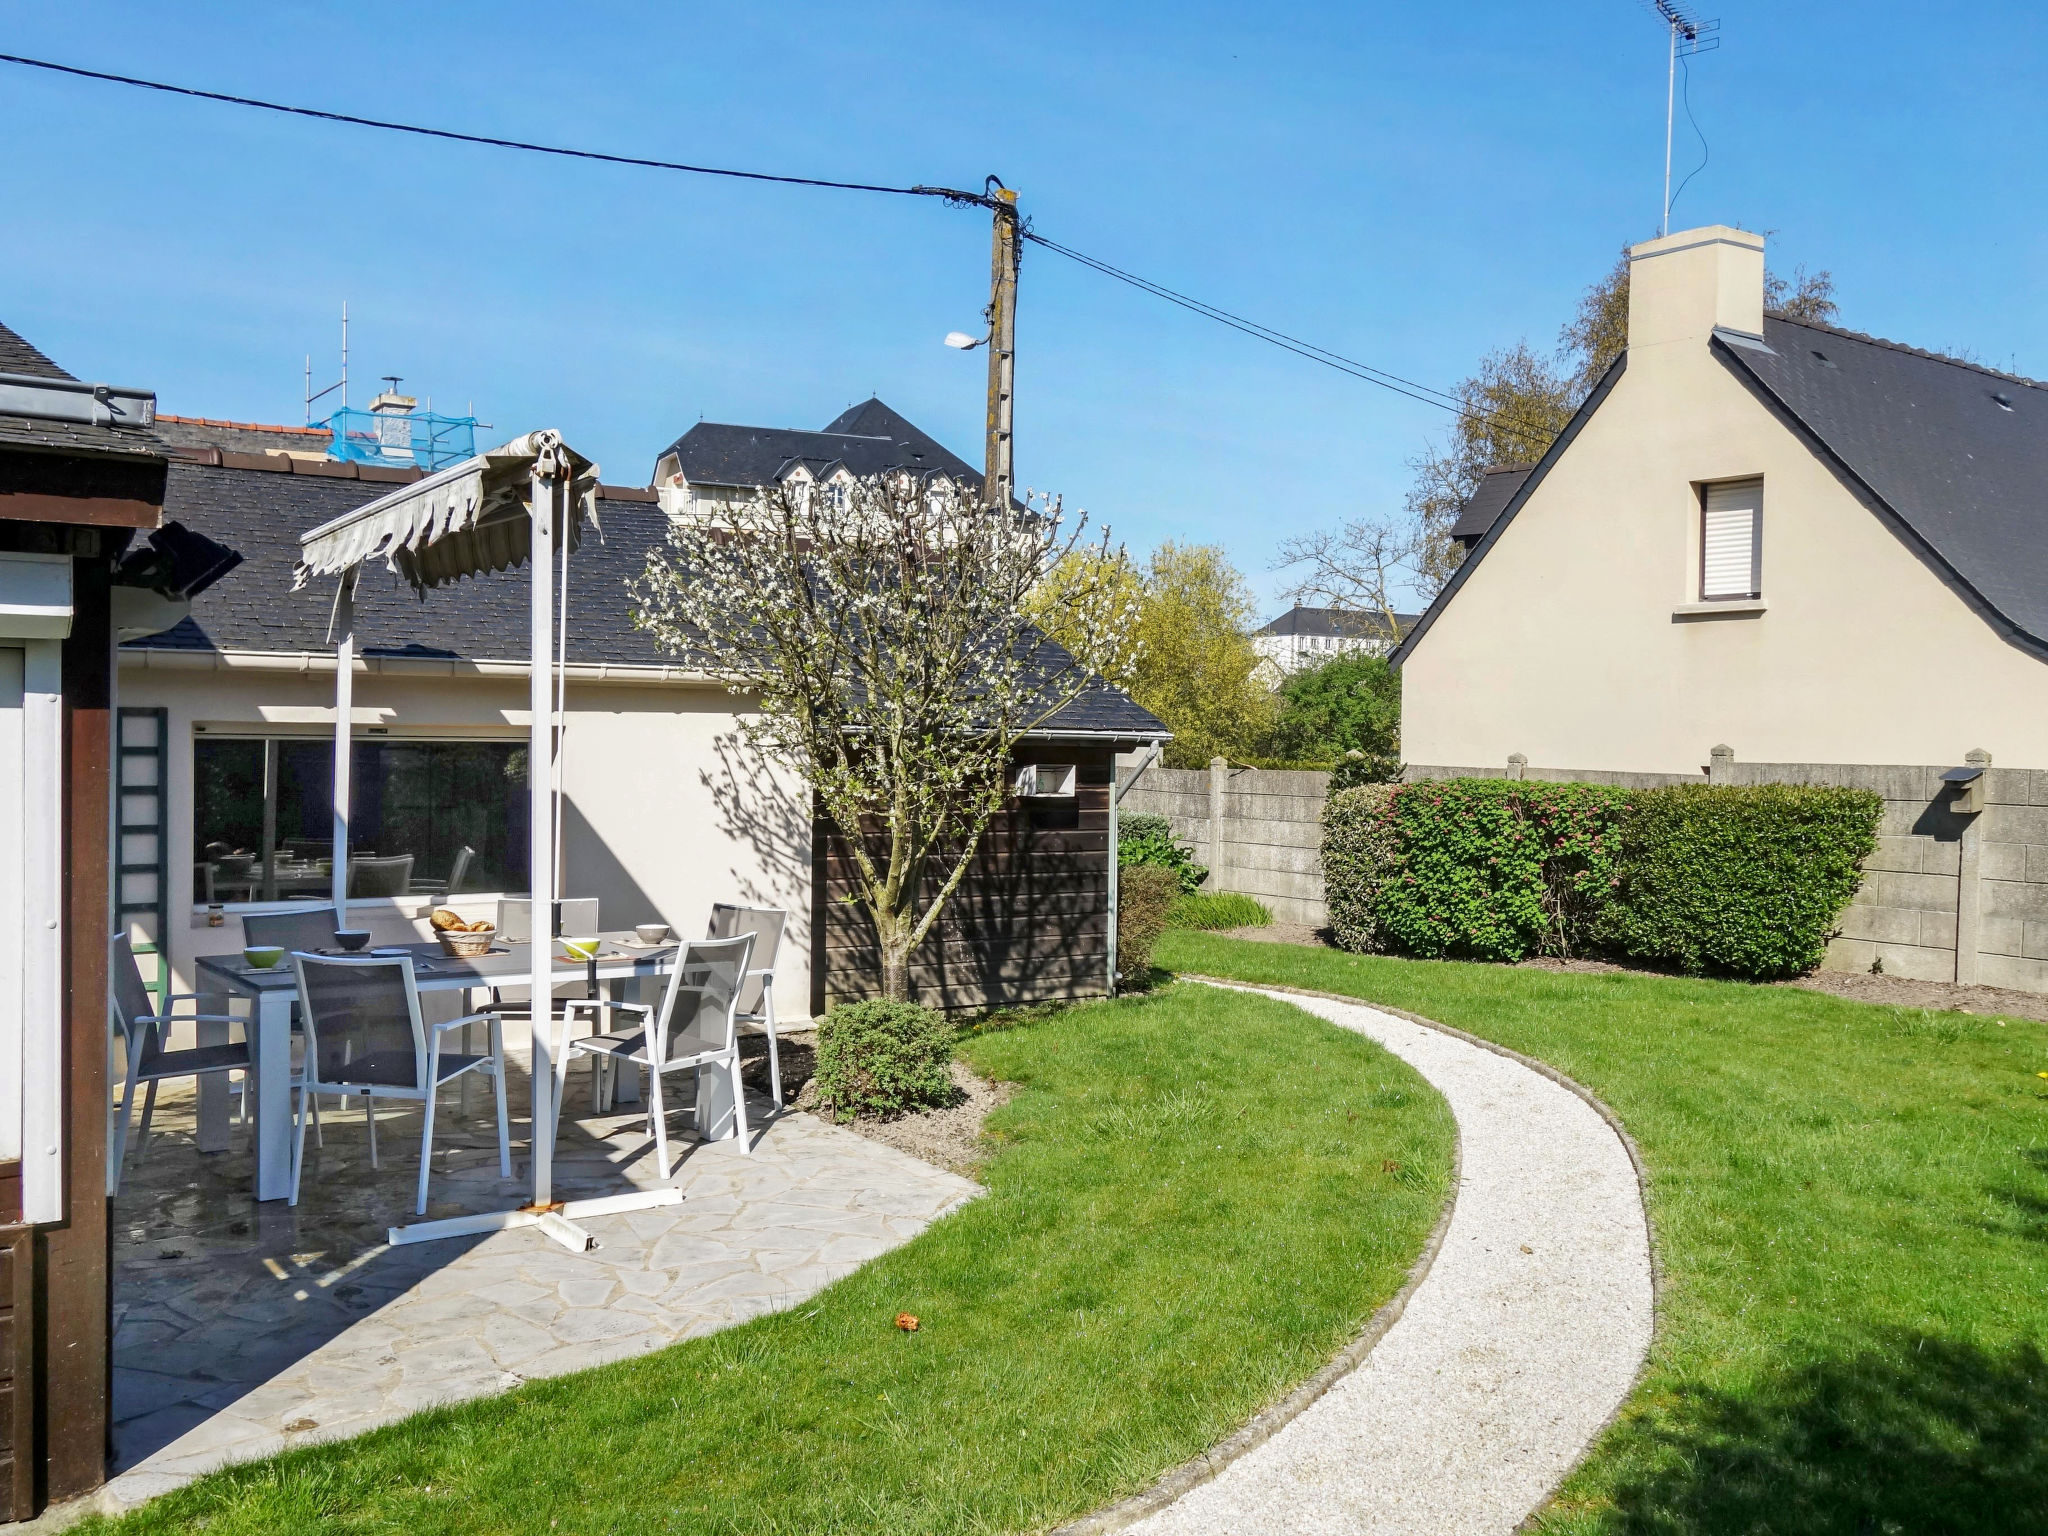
[{"xmin": 193, "ymin": 930, "xmax": 695, "ymax": 1202}]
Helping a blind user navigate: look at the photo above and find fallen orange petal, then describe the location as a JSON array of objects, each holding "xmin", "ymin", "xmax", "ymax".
[{"xmin": 895, "ymin": 1312, "xmax": 920, "ymax": 1332}]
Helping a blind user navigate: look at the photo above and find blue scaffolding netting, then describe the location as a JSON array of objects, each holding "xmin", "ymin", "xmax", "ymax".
[{"xmin": 320, "ymin": 406, "xmax": 479, "ymax": 472}]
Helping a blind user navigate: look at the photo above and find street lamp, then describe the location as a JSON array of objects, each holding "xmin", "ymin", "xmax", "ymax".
[{"xmin": 944, "ymin": 330, "xmax": 986, "ymax": 351}]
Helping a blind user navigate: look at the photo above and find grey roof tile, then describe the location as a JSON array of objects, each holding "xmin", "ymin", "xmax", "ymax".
[
  {"xmin": 1448, "ymin": 465, "xmax": 1533, "ymax": 542},
  {"xmin": 131, "ymin": 461, "xmax": 1164, "ymax": 738},
  {"xmin": 1715, "ymin": 315, "xmax": 2048, "ymax": 652}
]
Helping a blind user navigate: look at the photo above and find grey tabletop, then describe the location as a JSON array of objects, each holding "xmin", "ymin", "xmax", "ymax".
[{"xmin": 194, "ymin": 929, "xmax": 683, "ymax": 991}]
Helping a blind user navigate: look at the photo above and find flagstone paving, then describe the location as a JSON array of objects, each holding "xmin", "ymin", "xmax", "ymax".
[{"xmin": 100, "ymin": 1047, "xmax": 978, "ymax": 1513}]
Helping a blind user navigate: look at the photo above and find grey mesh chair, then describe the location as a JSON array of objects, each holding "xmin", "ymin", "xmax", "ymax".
[
  {"xmin": 347, "ymin": 855, "xmax": 415, "ymax": 898},
  {"xmin": 110, "ymin": 933, "xmax": 251, "ymax": 1189},
  {"xmin": 708, "ymin": 905, "xmax": 788, "ymax": 1105},
  {"xmin": 290, "ymin": 953, "xmax": 511, "ymax": 1214},
  {"xmin": 555, "ymin": 933, "xmax": 756, "ymax": 1177},
  {"xmin": 240, "ymin": 904, "xmax": 340, "ymax": 954}
]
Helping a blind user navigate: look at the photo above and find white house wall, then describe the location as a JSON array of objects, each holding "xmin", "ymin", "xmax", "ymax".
[
  {"xmin": 116, "ymin": 659, "xmax": 813, "ymax": 1023},
  {"xmin": 1403, "ymin": 286, "xmax": 2048, "ymax": 775}
]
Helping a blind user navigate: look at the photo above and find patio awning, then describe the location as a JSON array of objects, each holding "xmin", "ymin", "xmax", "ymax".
[{"xmin": 292, "ymin": 430, "xmax": 600, "ymax": 593}]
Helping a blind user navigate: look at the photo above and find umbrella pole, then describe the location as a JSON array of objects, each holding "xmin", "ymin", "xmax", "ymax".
[
  {"xmin": 528, "ymin": 466, "xmax": 557, "ymax": 1208},
  {"xmin": 330, "ymin": 573, "xmax": 355, "ymax": 914}
]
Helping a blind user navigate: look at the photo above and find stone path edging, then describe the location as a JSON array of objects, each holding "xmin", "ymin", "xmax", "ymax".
[{"xmin": 1064, "ymin": 978, "xmax": 1656, "ymax": 1536}]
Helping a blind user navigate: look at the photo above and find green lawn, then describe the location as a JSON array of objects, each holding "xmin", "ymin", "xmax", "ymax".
[
  {"xmin": 98, "ymin": 981, "xmax": 1452, "ymax": 1536},
  {"xmin": 1158, "ymin": 930, "xmax": 2048, "ymax": 1536}
]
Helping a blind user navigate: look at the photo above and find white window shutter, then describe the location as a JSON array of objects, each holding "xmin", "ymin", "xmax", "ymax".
[{"xmin": 1701, "ymin": 478, "xmax": 1762, "ymax": 599}]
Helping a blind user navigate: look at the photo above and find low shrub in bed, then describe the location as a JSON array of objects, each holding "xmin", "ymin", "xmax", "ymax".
[{"xmin": 813, "ymin": 999, "xmax": 955, "ymax": 1120}]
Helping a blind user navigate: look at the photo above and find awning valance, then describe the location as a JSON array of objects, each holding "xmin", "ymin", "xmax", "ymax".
[{"xmin": 293, "ymin": 429, "xmax": 600, "ymax": 593}]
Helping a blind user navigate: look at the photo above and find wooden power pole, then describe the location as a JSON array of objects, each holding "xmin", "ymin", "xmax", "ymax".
[{"xmin": 982, "ymin": 185, "xmax": 1020, "ymax": 509}]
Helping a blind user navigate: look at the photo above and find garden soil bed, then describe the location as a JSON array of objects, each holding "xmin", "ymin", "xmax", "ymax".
[{"xmin": 746, "ymin": 1030, "xmax": 1015, "ymax": 1178}]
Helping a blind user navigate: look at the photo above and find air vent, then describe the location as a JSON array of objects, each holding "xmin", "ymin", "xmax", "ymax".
[
  {"xmin": 1810, "ymin": 349, "xmax": 1837, "ymax": 368},
  {"xmin": 1992, "ymin": 392, "xmax": 2015, "ymax": 412}
]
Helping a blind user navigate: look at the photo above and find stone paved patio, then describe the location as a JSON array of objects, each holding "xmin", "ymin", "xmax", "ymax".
[{"xmin": 101, "ymin": 1043, "xmax": 978, "ymax": 1513}]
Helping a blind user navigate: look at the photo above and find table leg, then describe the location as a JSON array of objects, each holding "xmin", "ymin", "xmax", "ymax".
[
  {"xmin": 195, "ymin": 992, "xmax": 232, "ymax": 1154},
  {"xmin": 693, "ymin": 1061, "xmax": 737, "ymax": 1142},
  {"xmin": 252, "ymin": 988, "xmax": 295, "ymax": 1201}
]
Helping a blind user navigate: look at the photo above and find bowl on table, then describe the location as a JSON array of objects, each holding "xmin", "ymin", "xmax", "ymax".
[
  {"xmin": 333, "ymin": 929, "xmax": 372, "ymax": 952},
  {"xmin": 438, "ymin": 924, "xmax": 497, "ymax": 959},
  {"xmin": 634, "ymin": 923, "xmax": 671, "ymax": 946},
  {"xmin": 558, "ymin": 936, "xmax": 601, "ymax": 963},
  {"xmin": 242, "ymin": 945, "xmax": 286, "ymax": 970}
]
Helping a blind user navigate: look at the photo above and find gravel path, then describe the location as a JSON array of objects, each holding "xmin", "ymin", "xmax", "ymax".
[{"xmin": 1124, "ymin": 984, "xmax": 1653, "ymax": 1536}]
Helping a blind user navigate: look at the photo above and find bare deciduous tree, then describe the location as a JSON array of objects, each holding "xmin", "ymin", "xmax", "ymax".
[{"xmin": 633, "ymin": 472, "xmax": 1132, "ymax": 1001}]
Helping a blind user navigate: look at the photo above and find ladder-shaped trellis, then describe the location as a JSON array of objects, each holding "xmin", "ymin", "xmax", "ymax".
[{"xmin": 115, "ymin": 707, "xmax": 170, "ymax": 1010}]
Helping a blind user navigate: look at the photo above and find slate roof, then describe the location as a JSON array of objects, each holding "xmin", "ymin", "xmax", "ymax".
[
  {"xmin": 1714, "ymin": 315, "xmax": 2048, "ymax": 653},
  {"xmin": 1256, "ymin": 604, "xmax": 1419, "ymax": 639},
  {"xmin": 131, "ymin": 460, "xmax": 1166, "ymax": 739},
  {"xmin": 660, "ymin": 396, "xmax": 983, "ymax": 490},
  {"xmin": 1448, "ymin": 465, "xmax": 1534, "ymax": 544},
  {"xmin": 0, "ymin": 320, "xmax": 166, "ymax": 461}
]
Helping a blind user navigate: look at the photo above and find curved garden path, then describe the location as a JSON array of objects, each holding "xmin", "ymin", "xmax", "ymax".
[{"xmin": 1121, "ymin": 983, "xmax": 1654, "ymax": 1536}]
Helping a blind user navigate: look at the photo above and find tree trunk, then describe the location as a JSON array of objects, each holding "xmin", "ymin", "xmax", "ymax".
[{"xmin": 874, "ymin": 907, "xmax": 914, "ymax": 1001}]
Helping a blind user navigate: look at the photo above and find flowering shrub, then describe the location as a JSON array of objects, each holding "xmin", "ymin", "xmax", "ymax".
[{"xmin": 1371, "ymin": 779, "xmax": 1628, "ymax": 961}]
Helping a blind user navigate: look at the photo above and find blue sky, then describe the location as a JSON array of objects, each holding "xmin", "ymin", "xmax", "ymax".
[{"xmin": 4, "ymin": 2, "xmax": 2043, "ymax": 613}]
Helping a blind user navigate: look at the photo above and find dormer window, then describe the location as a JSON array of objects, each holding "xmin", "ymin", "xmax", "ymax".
[{"xmin": 1700, "ymin": 477, "xmax": 1763, "ymax": 601}]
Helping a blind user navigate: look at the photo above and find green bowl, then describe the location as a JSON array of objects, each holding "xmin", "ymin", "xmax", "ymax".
[
  {"xmin": 243, "ymin": 945, "xmax": 286, "ymax": 970},
  {"xmin": 558, "ymin": 936, "xmax": 600, "ymax": 962}
]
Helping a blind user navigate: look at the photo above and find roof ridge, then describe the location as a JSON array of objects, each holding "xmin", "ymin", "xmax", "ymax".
[
  {"xmin": 157, "ymin": 414, "xmax": 329, "ymax": 435},
  {"xmin": 691, "ymin": 420, "xmax": 894, "ymax": 442},
  {"xmin": 1768, "ymin": 313, "xmax": 2048, "ymax": 392}
]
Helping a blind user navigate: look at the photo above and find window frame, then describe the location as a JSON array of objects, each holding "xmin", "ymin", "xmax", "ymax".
[{"xmin": 1698, "ymin": 476, "xmax": 1764, "ymax": 603}]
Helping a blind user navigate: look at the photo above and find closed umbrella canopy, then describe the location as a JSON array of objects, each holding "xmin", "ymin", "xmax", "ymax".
[{"xmin": 293, "ymin": 429, "xmax": 599, "ymax": 593}]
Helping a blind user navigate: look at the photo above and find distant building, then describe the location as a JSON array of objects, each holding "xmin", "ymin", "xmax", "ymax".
[{"xmin": 1253, "ymin": 604, "xmax": 1417, "ymax": 683}]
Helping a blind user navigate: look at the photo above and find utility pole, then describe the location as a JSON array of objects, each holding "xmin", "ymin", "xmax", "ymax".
[{"xmin": 982, "ymin": 185, "xmax": 1020, "ymax": 509}]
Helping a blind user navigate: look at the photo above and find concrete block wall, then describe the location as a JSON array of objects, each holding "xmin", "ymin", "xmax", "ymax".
[
  {"xmin": 1117, "ymin": 759, "xmax": 1331, "ymax": 926},
  {"xmin": 1122, "ymin": 749, "xmax": 2048, "ymax": 992}
]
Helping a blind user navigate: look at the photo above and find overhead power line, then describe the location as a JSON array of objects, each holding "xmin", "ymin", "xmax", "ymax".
[{"xmin": 0, "ymin": 50, "xmax": 1558, "ymax": 453}]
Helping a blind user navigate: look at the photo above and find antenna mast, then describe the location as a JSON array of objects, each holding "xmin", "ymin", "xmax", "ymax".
[
  {"xmin": 1646, "ymin": 1, "xmax": 1720, "ymax": 236},
  {"xmin": 304, "ymin": 302, "xmax": 349, "ymax": 424}
]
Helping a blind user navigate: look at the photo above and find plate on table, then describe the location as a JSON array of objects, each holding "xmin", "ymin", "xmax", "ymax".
[{"xmin": 617, "ymin": 937, "xmax": 678, "ymax": 950}]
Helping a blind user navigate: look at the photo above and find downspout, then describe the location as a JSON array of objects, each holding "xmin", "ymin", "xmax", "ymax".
[{"xmin": 1106, "ymin": 738, "xmax": 1165, "ymax": 995}]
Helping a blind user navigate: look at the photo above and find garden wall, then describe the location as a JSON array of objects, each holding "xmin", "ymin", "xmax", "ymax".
[
  {"xmin": 1122, "ymin": 749, "xmax": 2048, "ymax": 993},
  {"xmin": 1115, "ymin": 757, "xmax": 1328, "ymax": 925}
]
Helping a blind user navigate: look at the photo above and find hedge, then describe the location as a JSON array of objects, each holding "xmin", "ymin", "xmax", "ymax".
[
  {"xmin": 1117, "ymin": 812, "xmax": 1208, "ymax": 896},
  {"xmin": 1322, "ymin": 778, "xmax": 1882, "ymax": 979},
  {"xmin": 1116, "ymin": 865, "xmax": 1179, "ymax": 984},
  {"xmin": 1595, "ymin": 782, "xmax": 1882, "ymax": 978}
]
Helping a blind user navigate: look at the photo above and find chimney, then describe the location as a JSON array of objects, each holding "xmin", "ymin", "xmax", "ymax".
[{"xmin": 1627, "ymin": 225, "xmax": 1765, "ymax": 351}]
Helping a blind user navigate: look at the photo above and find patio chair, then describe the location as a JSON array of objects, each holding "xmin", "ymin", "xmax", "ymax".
[
  {"xmin": 347, "ymin": 854, "xmax": 415, "ymax": 898},
  {"xmin": 240, "ymin": 904, "xmax": 341, "ymax": 954},
  {"xmin": 290, "ymin": 952, "xmax": 511, "ymax": 1214},
  {"xmin": 409, "ymin": 845, "xmax": 475, "ymax": 900},
  {"xmin": 708, "ymin": 904, "xmax": 788, "ymax": 1106},
  {"xmin": 554, "ymin": 932, "xmax": 756, "ymax": 1177},
  {"xmin": 109, "ymin": 933, "xmax": 251, "ymax": 1190}
]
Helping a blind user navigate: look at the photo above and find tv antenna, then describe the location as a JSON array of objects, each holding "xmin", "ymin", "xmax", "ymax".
[{"xmin": 1642, "ymin": 1, "xmax": 1720, "ymax": 236}]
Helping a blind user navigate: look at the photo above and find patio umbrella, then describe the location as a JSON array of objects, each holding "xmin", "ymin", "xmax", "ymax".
[{"xmin": 296, "ymin": 430, "xmax": 658, "ymax": 1250}]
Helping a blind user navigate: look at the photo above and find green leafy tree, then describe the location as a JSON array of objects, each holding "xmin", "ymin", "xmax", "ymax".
[
  {"xmin": 1268, "ymin": 654, "xmax": 1400, "ymax": 767},
  {"xmin": 1128, "ymin": 543, "xmax": 1275, "ymax": 768}
]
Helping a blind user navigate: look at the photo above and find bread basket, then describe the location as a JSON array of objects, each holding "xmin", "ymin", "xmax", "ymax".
[{"xmin": 438, "ymin": 924, "xmax": 497, "ymax": 958}]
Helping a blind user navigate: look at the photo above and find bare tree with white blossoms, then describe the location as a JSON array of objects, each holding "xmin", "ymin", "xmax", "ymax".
[{"xmin": 633, "ymin": 471, "xmax": 1135, "ymax": 1001}]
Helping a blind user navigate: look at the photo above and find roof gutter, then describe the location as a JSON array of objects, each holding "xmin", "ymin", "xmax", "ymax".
[
  {"xmin": 0, "ymin": 370, "xmax": 156, "ymax": 430},
  {"xmin": 117, "ymin": 645, "xmax": 720, "ymax": 686}
]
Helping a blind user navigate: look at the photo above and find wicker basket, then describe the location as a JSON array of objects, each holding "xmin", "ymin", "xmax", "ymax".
[{"xmin": 438, "ymin": 926, "xmax": 497, "ymax": 958}]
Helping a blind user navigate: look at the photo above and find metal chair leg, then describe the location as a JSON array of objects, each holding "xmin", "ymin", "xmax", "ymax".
[
  {"xmin": 136, "ymin": 1078, "xmax": 161, "ymax": 1158},
  {"xmin": 365, "ymin": 1091, "xmax": 379, "ymax": 1168},
  {"xmin": 490, "ymin": 1018, "xmax": 511, "ymax": 1180}
]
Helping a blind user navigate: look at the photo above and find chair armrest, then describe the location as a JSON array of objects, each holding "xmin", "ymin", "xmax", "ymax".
[
  {"xmin": 137, "ymin": 1013, "xmax": 242, "ymax": 1027},
  {"xmin": 433, "ymin": 1012, "xmax": 501, "ymax": 1034},
  {"xmin": 562, "ymin": 997, "xmax": 649, "ymax": 1018}
]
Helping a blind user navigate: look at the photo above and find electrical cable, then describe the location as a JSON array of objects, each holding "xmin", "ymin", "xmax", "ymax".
[
  {"xmin": 0, "ymin": 48, "xmax": 1561, "ymax": 453},
  {"xmin": 1665, "ymin": 49, "xmax": 1709, "ymax": 223}
]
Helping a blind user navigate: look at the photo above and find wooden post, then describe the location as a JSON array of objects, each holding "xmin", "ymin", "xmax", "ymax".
[
  {"xmin": 44, "ymin": 551, "xmax": 113, "ymax": 1503},
  {"xmin": 983, "ymin": 187, "xmax": 1020, "ymax": 510}
]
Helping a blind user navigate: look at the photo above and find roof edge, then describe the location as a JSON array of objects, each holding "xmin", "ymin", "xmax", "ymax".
[{"xmin": 1390, "ymin": 351, "xmax": 1629, "ymax": 668}]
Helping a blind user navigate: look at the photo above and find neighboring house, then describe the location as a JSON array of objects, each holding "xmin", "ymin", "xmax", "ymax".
[
  {"xmin": 654, "ymin": 397, "xmax": 1000, "ymax": 516},
  {"xmin": 0, "ymin": 322, "xmax": 240, "ymax": 1517},
  {"xmin": 1445, "ymin": 464, "xmax": 1532, "ymax": 556},
  {"xmin": 124, "ymin": 414, "xmax": 1163, "ymax": 1025},
  {"xmin": 151, "ymin": 414, "xmax": 332, "ymax": 460},
  {"xmin": 1253, "ymin": 604, "xmax": 1416, "ymax": 684},
  {"xmin": 1395, "ymin": 223, "xmax": 2048, "ymax": 774}
]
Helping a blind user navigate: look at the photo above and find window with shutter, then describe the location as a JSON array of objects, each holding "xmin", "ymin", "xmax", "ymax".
[{"xmin": 1700, "ymin": 478, "xmax": 1762, "ymax": 600}]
